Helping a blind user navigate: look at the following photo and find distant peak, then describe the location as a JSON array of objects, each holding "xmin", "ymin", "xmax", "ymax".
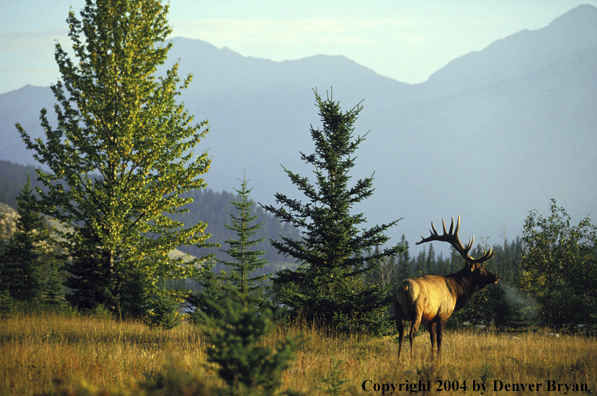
[
  {"xmin": 169, "ymin": 36, "xmax": 219, "ymax": 51},
  {"xmin": 548, "ymin": 4, "xmax": 597, "ymax": 28},
  {"xmin": 7, "ymin": 84, "xmax": 47, "ymax": 94},
  {"xmin": 562, "ymin": 3, "xmax": 597, "ymax": 14}
]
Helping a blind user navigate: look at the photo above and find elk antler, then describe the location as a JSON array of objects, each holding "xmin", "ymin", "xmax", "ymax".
[{"xmin": 416, "ymin": 215, "xmax": 494, "ymax": 265}]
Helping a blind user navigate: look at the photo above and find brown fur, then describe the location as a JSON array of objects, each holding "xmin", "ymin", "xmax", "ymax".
[{"xmin": 392, "ymin": 262, "xmax": 499, "ymax": 359}]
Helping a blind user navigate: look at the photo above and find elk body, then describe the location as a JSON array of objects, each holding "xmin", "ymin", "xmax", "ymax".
[{"xmin": 393, "ymin": 216, "xmax": 499, "ymax": 359}]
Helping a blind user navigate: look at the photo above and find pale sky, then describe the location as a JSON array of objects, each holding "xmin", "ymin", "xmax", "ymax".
[{"xmin": 1, "ymin": 0, "xmax": 595, "ymax": 94}]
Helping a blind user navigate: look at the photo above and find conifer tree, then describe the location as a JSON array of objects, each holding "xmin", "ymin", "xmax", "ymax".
[
  {"xmin": 190, "ymin": 176, "xmax": 269, "ymax": 320},
  {"xmin": 189, "ymin": 259, "xmax": 227, "ymax": 321},
  {"xmin": 262, "ymin": 90, "xmax": 405, "ymax": 333},
  {"xmin": 425, "ymin": 243, "xmax": 436, "ymax": 274},
  {"xmin": 396, "ymin": 234, "xmax": 412, "ymax": 283},
  {"xmin": 218, "ymin": 175, "xmax": 269, "ymax": 294},
  {"xmin": 43, "ymin": 255, "xmax": 66, "ymax": 306},
  {"xmin": 200, "ymin": 289, "xmax": 303, "ymax": 396},
  {"xmin": 16, "ymin": 0, "xmax": 211, "ymax": 314},
  {"xmin": 0, "ymin": 175, "xmax": 50, "ymax": 301}
]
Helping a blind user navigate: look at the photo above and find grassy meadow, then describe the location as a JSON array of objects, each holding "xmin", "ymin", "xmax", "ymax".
[{"xmin": 0, "ymin": 310, "xmax": 595, "ymax": 395}]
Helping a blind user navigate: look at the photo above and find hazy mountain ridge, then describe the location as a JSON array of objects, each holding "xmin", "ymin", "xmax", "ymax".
[
  {"xmin": 424, "ymin": 4, "xmax": 597, "ymax": 96},
  {"xmin": 1, "ymin": 5, "xmax": 595, "ymax": 254}
]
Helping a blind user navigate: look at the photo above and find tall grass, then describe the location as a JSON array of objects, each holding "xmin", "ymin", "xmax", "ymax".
[
  {"xmin": 0, "ymin": 310, "xmax": 204, "ymax": 395},
  {"xmin": 1, "ymin": 310, "xmax": 595, "ymax": 395}
]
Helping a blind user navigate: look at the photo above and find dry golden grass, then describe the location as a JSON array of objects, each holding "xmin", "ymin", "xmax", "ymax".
[
  {"xmin": 0, "ymin": 311, "xmax": 204, "ymax": 395},
  {"xmin": 282, "ymin": 324, "xmax": 596, "ymax": 395},
  {"xmin": 1, "ymin": 311, "xmax": 595, "ymax": 395}
]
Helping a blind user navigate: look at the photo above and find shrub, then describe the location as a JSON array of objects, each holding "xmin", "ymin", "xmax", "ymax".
[
  {"xmin": 199, "ymin": 289, "xmax": 304, "ymax": 396},
  {"xmin": 0, "ymin": 288, "xmax": 14, "ymax": 318},
  {"xmin": 146, "ymin": 294, "xmax": 182, "ymax": 330}
]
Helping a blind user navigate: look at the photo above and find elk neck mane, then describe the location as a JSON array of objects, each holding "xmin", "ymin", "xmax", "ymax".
[{"xmin": 443, "ymin": 267, "xmax": 484, "ymax": 311}]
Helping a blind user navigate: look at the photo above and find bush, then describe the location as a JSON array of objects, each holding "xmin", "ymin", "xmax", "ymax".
[
  {"xmin": 146, "ymin": 294, "xmax": 182, "ymax": 330},
  {"xmin": 0, "ymin": 289, "xmax": 14, "ymax": 318},
  {"xmin": 199, "ymin": 289, "xmax": 304, "ymax": 396},
  {"xmin": 519, "ymin": 200, "xmax": 597, "ymax": 329}
]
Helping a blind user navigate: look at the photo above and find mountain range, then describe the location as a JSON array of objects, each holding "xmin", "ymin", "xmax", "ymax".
[{"xmin": 1, "ymin": 4, "xmax": 596, "ymax": 256}]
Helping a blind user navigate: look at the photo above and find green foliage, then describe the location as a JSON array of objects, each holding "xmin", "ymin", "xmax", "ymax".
[
  {"xmin": 62, "ymin": 225, "xmax": 116, "ymax": 312},
  {"xmin": 190, "ymin": 176, "xmax": 273, "ymax": 322},
  {"xmin": 479, "ymin": 360, "xmax": 494, "ymax": 387},
  {"xmin": 395, "ymin": 235, "xmax": 412, "ymax": 282},
  {"xmin": 0, "ymin": 288, "xmax": 15, "ymax": 318},
  {"xmin": 217, "ymin": 175, "xmax": 269, "ymax": 294},
  {"xmin": 200, "ymin": 290, "xmax": 303, "ymax": 396},
  {"xmin": 519, "ymin": 199, "xmax": 597, "ymax": 330},
  {"xmin": 146, "ymin": 293, "xmax": 182, "ymax": 330},
  {"xmin": 451, "ymin": 282, "xmax": 510, "ymax": 328},
  {"xmin": 16, "ymin": 0, "xmax": 212, "ymax": 314},
  {"xmin": 0, "ymin": 175, "xmax": 54, "ymax": 302},
  {"xmin": 315, "ymin": 357, "xmax": 348, "ymax": 396},
  {"xmin": 171, "ymin": 188, "xmax": 301, "ymax": 273},
  {"xmin": 0, "ymin": 162, "xmax": 301, "ymax": 275},
  {"xmin": 188, "ymin": 259, "xmax": 227, "ymax": 323},
  {"xmin": 43, "ymin": 254, "xmax": 66, "ymax": 306},
  {"xmin": 91, "ymin": 304, "xmax": 114, "ymax": 321},
  {"xmin": 263, "ymin": 90, "xmax": 405, "ymax": 334},
  {"xmin": 118, "ymin": 266, "xmax": 152, "ymax": 319}
]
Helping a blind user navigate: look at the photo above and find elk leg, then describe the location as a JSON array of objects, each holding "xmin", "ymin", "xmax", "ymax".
[
  {"xmin": 410, "ymin": 318, "xmax": 421, "ymax": 359},
  {"xmin": 436, "ymin": 320, "xmax": 447, "ymax": 358},
  {"xmin": 396, "ymin": 318, "xmax": 405, "ymax": 359},
  {"xmin": 428, "ymin": 322, "xmax": 437, "ymax": 355}
]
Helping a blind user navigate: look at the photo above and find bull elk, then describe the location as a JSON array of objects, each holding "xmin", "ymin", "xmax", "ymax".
[{"xmin": 392, "ymin": 215, "xmax": 499, "ymax": 359}]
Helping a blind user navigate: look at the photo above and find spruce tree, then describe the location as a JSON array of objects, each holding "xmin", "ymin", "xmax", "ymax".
[
  {"xmin": 16, "ymin": 0, "xmax": 212, "ymax": 315},
  {"xmin": 189, "ymin": 259, "xmax": 227, "ymax": 321},
  {"xmin": 190, "ymin": 176, "xmax": 270, "ymax": 320},
  {"xmin": 0, "ymin": 175, "xmax": 50, "ymax": 301},
  {"xmin": 262, "ymin": 90, "xmax": 405, "ymax": 333},
  {"xmin": 43, "ymin": 255, "xmax": 66, "ymax": 306},
  {"xmin": 218, "ymin": 175, "xmax": 269, "ymax": 294},
  {"xmin": 200, "ymin": 289, "xmax": 303, "ymax": 396},
  {"xmin": 396, "ymin": 234, "xmax": 412, "ymax": 283}
]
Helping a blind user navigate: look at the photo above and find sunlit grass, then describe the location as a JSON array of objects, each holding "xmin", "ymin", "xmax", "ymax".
[
  {"xmin": 0, "ymin": 311, "xmax": 595, "ymax": 395},
  {"xmin": 0, "ymin": 311, "xmax": 204, "ymax": 395}
]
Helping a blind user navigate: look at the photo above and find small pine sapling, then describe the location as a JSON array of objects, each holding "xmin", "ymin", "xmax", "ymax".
[{"xmin": 200, "ymin": 289, "xmax": 304, "ymax": 396}]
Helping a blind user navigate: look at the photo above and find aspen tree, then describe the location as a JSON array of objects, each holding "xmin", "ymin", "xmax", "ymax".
[{"xmin": 17, "ymin": 0, "xmax": 211, "ymax": 314}]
